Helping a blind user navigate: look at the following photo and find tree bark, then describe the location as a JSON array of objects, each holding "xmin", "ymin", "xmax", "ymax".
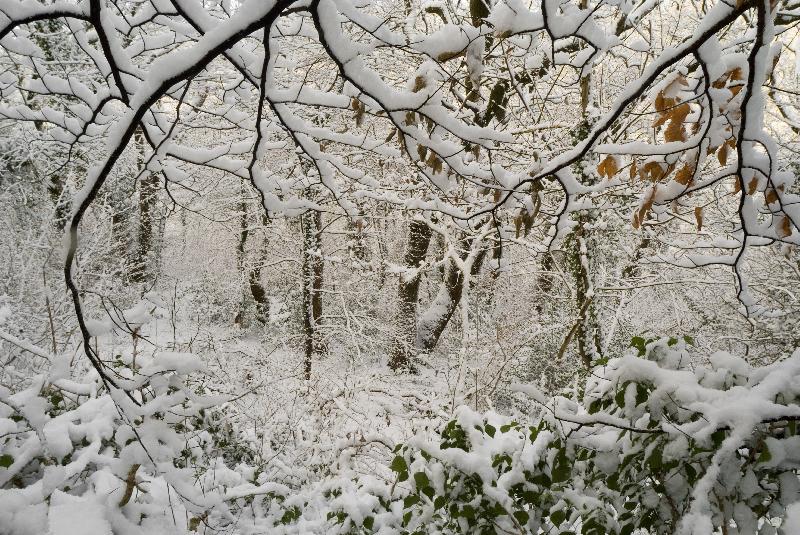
[
  {"xmin": 301, "ymin": 206, "xmax": 323, "ymax": 380},
  {"xmin": 130, "ymin": 127, "xmax": 159, "ymax": 284},
  {"xmin": 415, "ymin": 236, "xmax": 486, "ymax": 353},
  {"xmin": 388, "ymin": 218, "xmax": 432, "ymax": 370},
  {"xmin": 564, "ymin": 54, "xmax": 602, "ymax": 367}
]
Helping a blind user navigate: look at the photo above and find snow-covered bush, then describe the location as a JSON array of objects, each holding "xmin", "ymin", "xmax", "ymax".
[
  {"xmin": 326, "ymin": 339, "xmax": 800, "ymax": 535},
  {"xmin": 0, "ymin": 350, "xmax": 287, "ymax": 535}
]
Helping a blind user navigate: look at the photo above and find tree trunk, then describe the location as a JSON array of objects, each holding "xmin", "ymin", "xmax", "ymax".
[
  {"xmin": 388, "ymin": 219, "xmax": 432, "ymax": 370},
  {"xmin": 415, "ymin": 236, "xmax": 486, "ymax": 353},
  {"xmin": 301, "ymin": 206, "xmax": 323, "ymax": 380},
  {"xmin": 250, "ymin": 213, "xmax": 271, "ymax": 325},
  {"xmin": 130, "ymin": 128, "xmax": 159, "ymax": 284},
  {"xmin": 565, "ymin": 51, "xmax": 602, "ymax": 368}
]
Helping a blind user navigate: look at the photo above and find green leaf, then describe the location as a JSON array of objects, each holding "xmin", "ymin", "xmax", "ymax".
[
  {"xmin": 630, "ymin": 336, "xmax": 647, "ymax": 356},
  {"xmin": 390, "ymin": 455, "xmax": 408, "ymax": 473},
  {"xmin": 684, "ymin": 463, "xmax": 697, "ymax": 484},
  {"xmin": 758, "ymin": 444, "xmax": 772, "ymax": 463},
  {"xmin": 550, "ymin": 448, "xmax": 572, "ymax": 484},
  {"xmin": 647, "ymin": 448, "xmax": 663, "ymax": 471},
  {"xmin": 513, "ymin": 510, "xmax": 529, "ymax": 525},
  {"xmin": 531, "ymin": 473, "xmax": 551, "ymax": 487},
  {"xmin": 484, "ymin": 424, "xmax": 496, "ymax": 438},
  {"xmin": 0, "ymin": 454, "xmax": 13, "ymax": 468},
  {"xmin": 635, "ymin": 384, "xmax": 648, "ymax": 406},
  {"xmin": 403, "ymin": 495, "xmax": 420, "ymax": 508},
  {"xmin": 614, "ymin": 388, "xmax": 627, "ymax": 409},
  {"xmin": 413, "ymin": 471, "xmax": 429, "ymax": 488},
  {"xmin": 363, "ymin": 516, "xmax": 374, "ymax": 530},
  {"xmin": 711, "ymin": 429, "xmax": 726, "ymax": 449},
  {"xmin": 620, "ymin": 524, "xmax": 635, "ymax": 535},
  {"xmin": 434, "ymin": 496, "xmax": 446, "ymax": 510},
  {"xmin": 550, "ymin": 509, "xmax": 566, "ymax": 526}
]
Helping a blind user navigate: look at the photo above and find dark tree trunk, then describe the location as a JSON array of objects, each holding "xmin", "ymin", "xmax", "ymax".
[
  {"xmin": 130, "ymin": 128, "xmax": 159, "ymax": 284},
  {"xmin": 565, "ymin": 213, "xmax": 602, "ymax": 368},
  {"xmin": 301, "ymin": 207, "xmax": 323, "ymax": 380},
  {"xmin": 249, "ymin": 263, "xmax": 269, "ymax": 325},
  {"xmin": 415, "ymin": 236, "xmax": 485, "ymax": 353},
  {"xmin": 388, "ymin": 219, "xmax": 432, "ymax": 370},
  {"xmin": 234, "ymin": 188, "xmax": 249, "ymax": 326}
]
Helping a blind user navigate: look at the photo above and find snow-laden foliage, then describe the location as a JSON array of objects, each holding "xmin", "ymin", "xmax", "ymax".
[
  {"xmin": 5, "ymin": 335, "xmax": 799, "ymax": 535},
  {"xmin": 326, "ymin": 339, "xmax": 800, "ymax": 535},
  {"xmin": 0, "ymin": 348, "xmax": 282, "ymax": 535}
]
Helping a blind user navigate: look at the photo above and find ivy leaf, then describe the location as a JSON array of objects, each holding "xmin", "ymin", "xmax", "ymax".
[
  {"xmin": 363, "ymin": 516, "xmax": 374, "ymax": 529},
  {"xmin": 0, "ymin": 454, "xmax": 13, "ymax": 468}
]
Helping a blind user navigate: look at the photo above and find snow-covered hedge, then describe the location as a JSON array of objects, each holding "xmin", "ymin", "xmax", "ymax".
[
  {"xmin": 3, "ymin": 338, "xmax": 799, "ymax": 534},
  {"xmin": 327, "ymin": 338, "xmax": 800, "ymax": 535},
  {"xmin": 0, "ymin": 351, "xmax": 292, "ymax": 535}
]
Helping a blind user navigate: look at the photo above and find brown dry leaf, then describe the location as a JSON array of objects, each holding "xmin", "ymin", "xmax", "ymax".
[
  {"xmin": 426, "ymin": 152, "xmax": 442, "ymax": 174},
  {"xmin": 355, "ymin": 102, "xmax": 364, "ymax": 127},
  {"xmin": 733, "ymin": 176, "xmax": 741, "ymax": 193},
  {"xmin": 694, "ymin": 206, "xmax": 703, "ymax": 231},
  {"xmin": 597, "ymin": 155, "xmax": 618, "ymax": 179},
  {"xmin": 633, "ymin": 187, "xmax": 657, "ymax": 229},
  {"xmin": 642, "ymin": 161, "xmax": 665, "ymax": 182},
  {"xmin": 674, "ymin": 164, "xmax": 694, "ymax": 186},
  {"xmin": 437, "ymin": 49, "xmax": 465, "ymax": 62},
  {"xmin": 665, "ymin": 103, "xmax": 690, "ymax": 142},
  {"xmin": 765, "ymin": 188, "xmax": 779, "ymax": 204},
  {"xmin": 412, "ymin": 76, "xmax": 426, "ymax": 93},
  {"xmin": 514, "ymin": 215, "xmax": 523, "ymax": 238},
  {"xmin": 350, "ymin": 97, "xmax": 359, "ymax": 111},
  {"xmin": 779, "ymin": 216, "xmax": 792, "ymax": 238},
  {"xmin": 718, "ymin": 143, "xmax": 729, "ymax": 166},
  {"xmin": 404, "ymin": 111, "xmax": 416, "ymax": 126},
  {"xmin": 655, "ymin": 91, "xmax": 676, "ymax": 113},
  {"xmin": 417, "ymin": 144, "xmax": 428, "ymax": 161},
  {"xmin": 748, "ymin": 177, "xmax": 759, "ymax": 195},
  {"xmin": 629, "ymin": 161, "xmax": 638, "ymax": 181}
]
